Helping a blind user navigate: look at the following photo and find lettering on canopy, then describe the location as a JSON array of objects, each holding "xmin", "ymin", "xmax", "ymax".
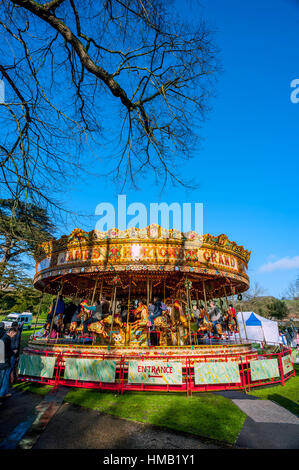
[{"xmin": 36, "ymin": 244, "xmax": 241, "ymax": 273}]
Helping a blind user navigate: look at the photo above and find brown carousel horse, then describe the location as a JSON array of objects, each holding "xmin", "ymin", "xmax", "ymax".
[
  {"xmin": 169, "ymin": 300, "xmax": 189, "ymax": 345},
  {"xmin": 196, "ymin": 307, "xmax": 225, "ymax": 338},
  {"xmin": 152, "ymin": 314, "xmax": 172, "ymax": 346},
  {"xmin": 196, "ymin": 307, "xmax": 213, "ymax": 336},
  {"xmin": 87, "ymin": 315, "xmax": 126, "ymax": 344},
  {"xmin": 223, "ymin": 307, "xmax": 238, "ymax": 334},
  {"xmin": 70, "ymin": 301, "xmax": 126, "ymax": 345}
]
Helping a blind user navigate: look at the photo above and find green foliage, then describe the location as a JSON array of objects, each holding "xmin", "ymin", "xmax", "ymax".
[
  {"xmin": 267, "ymin": 299, "xmax": 289, "ymax": 320},
  {"xmin": 0, "ymin": 198, "xmax": 55, "ymax": 285},
  {"xmin": 0, "ymin": 277, "xmax": 54, "ymax": 315},
  {"xmin": 235, "ymin": 296, "xmax": 299, "ymax": 320}
]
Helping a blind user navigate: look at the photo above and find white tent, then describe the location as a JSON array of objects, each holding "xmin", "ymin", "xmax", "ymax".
[{"xmin": 236, "ymin": 311, "xmax": 281, "ymax": 344}]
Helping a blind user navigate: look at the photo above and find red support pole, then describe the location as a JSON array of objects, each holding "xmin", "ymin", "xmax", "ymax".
[
  {"xmin": 278, "ymin": 352, "xmax": 285, "ymax": 386},
  {"xmin": 246, "ymin": 356, "xmax": 251, "ymax": 392}
]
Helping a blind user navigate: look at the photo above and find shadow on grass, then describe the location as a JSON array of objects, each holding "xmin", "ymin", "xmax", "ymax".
[
  {"xmin": 265, "ymin": 393, "xmax": 299, "ymax": 417},
  {"xmin": 13, "ymin": 381, "xmax": 53, "ymax": 396},
  {"xmin": 64, "ymin": 388, "xmax": 246, "ymax": 445}
]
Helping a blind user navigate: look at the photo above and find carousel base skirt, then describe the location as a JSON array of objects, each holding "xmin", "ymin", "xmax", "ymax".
[{"xmin": 18, "ymin": 339, "xmax": 294, "ymax": 394}]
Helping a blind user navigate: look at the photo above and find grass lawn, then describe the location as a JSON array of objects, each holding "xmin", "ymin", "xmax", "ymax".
[
  {"xmin": 13, "ymin": 381, "xmax": 53, "ymax": 396},
  {"xmin": 248, "ymin": 364, "xmax": 299, "ymax": 416},
  {"xmin": 20, "ymin": 327, "xmax": 35, "ymax": 351},
  {"xmin": 64, "ymin": 389, "xmax": 246, "ymax": 445}
]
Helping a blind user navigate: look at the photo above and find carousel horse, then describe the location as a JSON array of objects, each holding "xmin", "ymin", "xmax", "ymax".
[
  {"xmin": 55, "ymin": 314, "xmax": 64, "ymax": 337},
  {"xmin": 87, "ymin": 314, "xmax": 126, "ymax": 345},
  {"xmin": 69, "ymin": 301, "xmax": 89, "ymax": 336},
  {"xmin": 214, "ymin": 321, "xmax": 224, "ymax": 337},
  {"xmin": 130, "ymin": 302, "xmax": 149, "ymax": 346},
  {"xmin": 223, "ymin": 308, "xmax": 238, "ymax": 334},
  {"xmin": 152, "ymin": 314, "xmax": 172, "ymax": 346},
  {"xmin": 169, "ymin": 301, "xmax": 189, "ymax": 346},
  {"xmin": 130, "ymin": 302, "xmax": 171, "ymax": 346},
  {"xmin": 196, "ymin": 308, "xmax": 213, "ymax": 336}
]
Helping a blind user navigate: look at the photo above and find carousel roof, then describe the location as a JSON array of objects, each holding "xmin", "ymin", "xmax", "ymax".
[{"xmin": 33, "ymin": 225, "xmax": 251, "ymax": 299}]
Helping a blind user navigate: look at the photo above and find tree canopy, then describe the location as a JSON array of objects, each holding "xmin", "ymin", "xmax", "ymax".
[
  {"xmin": 267, "ymin": 299, "xmax": 289, "ymax": 321},
  {"xmin": 0, "ymin": 0, "xmax": 218, "ymax": 209},
  {"xmin": 0, "ymin": 198, "xmax": 55, "ymax": 286}
]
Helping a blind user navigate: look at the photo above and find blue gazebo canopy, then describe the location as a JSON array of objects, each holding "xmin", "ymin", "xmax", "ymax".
[{"xmin": 245, "ymin": 312, "xmax": 262, "ymax": 326}]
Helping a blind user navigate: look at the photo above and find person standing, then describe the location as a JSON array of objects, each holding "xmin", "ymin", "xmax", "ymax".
[
  {"xmin": 10, "ymin": 321, "xmax": 23, "ymax": 383},
  {"xmin": 0, "ymin": 321, "xmax": 6, "ymax": 339},
  {"xmin": 192, "ymin": 304, "xmax": 201, "ymax": 329},
  {"xmin": 0, "ymin": 328, "xmax": 18, "ymax": 403}
]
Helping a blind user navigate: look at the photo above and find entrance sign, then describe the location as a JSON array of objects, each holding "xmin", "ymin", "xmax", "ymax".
[
  {"xmin": 250, "ymin": 359, "xmax": 279, "ymax": 381},
  {"xmin": 128, "ymin": 361, "xmax": 182, "ymax": 385},
  {"xmin": 194, "ymin": 362, "xmax": 241, "ymax": 385},
  {"xmin": 64, "ymin": 358, "xmax": 117, "ymax": 382},
  {"xmin": 18, "ymin": 354, "xmax": 56, "ymax": 378}
]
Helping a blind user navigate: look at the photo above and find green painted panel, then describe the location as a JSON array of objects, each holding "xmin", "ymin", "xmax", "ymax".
[
  {"xmin": 194, "ymin": 362, "xmax": 241, "ymax": 385},
  {"xmin": 250, "ymin": 359, "xmax": 280, "ymax": 381},
  {"xmin": 281, "ymin": 354, "xmax": 293, "ymax": 375},
  {"xmin": 18, "ymin": 354, "xmax": 56, "ymax": 378},
  {"xmin": 64, "ymin": 358, "xmax": 116, "ymax": 383},
  {"xmin": 128, "ymin": 361, "xmax": 182, "ymax": 385},
  {"xmin": 291, "ymin": 350, "xmax": 297, "ymax": 364}
]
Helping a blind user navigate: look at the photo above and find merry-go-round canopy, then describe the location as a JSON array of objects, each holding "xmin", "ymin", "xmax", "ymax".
[{"xmin": 33, "ymin": 225, "xmax": 251, "ymax": 300}]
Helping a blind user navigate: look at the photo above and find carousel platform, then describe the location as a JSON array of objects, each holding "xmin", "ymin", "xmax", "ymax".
[{"xmin": 25, "ymin": 337, "xmax": 257, "ymax": 363}]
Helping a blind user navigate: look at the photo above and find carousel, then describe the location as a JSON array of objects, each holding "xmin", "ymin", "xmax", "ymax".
[{"xmin": 18, "ymin": 225, "xmax": 295, "ymax": 393}]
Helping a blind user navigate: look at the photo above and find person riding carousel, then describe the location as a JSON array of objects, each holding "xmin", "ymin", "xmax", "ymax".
[
  {"xmin": 225, "ymin": 303, "xmax": 238, "ymax": 333},
  {"xmin": 80, "ymin": 299, "xmax": 104, "ymax": 334},
  {"xmin": 208, "ymin": 301, "xmax": 222, "ymax": 337}
]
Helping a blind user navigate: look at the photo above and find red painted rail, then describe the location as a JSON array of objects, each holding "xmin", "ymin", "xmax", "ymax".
[{"xmin": 18, "ymin": 344, "xmax": 296, "ymax": 396}]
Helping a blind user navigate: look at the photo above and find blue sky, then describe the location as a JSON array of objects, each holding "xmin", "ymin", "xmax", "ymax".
[{"xmin": 58, "ymin": 0, "xmax": 299, "ymax": 298}]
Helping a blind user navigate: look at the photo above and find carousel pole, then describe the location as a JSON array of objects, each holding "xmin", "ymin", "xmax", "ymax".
[
  {"xmin": 72, "ymin": 286, "xmax": 79, "ymax": 302},
  {"xmin": 189, "ymin": 286, "xmax": 193, "ymax": 345},
  {"xmin": 147, "ymin": 274, "xmax": 149, "ymax": 305},
  {"xmin": 48, "ymin": 282, "xmax": 63, "ymax": 342},
  {"xmin": 126, "ymin": 278, "xmax": 131, "ymax": 345},
  {"xmin": 195, "ymin": 289, "xmax": 199, "ymax": 309},
  {"xmin": 163, "ymin": 279, "xmax": 166, "ymax": 304},
  {"xmin": 230, "ymin": 285, "xmax": 239, "ymax": 341},
  {"xmin": 185, "ymin": 278, "xmax": 192, "ymax": 346},
  {"xmin": 109, "ymin": 288, "xmax": 114, "ymax": 310},
  {"xmin": 203, "ymin": 280, "xmax": 208, "ymax": 311},
  {"xmin": 109, "ymin": 286, "xmax": 117, "ymax": 343},
  {"xmin": 32, "ymin": 287, "xmax": 45, "ymax": 339},
  {"xmin": 91, "ymin": 276, "xmax": 99, "ymax": 304},
  {"xmin": 99, "ymin": 277, "xmax": 103, "ymax": 300},
  {"xmin": 224, "ymin": 286, "xmax": 229, "ymax": 312},
  {"xmin": 239, "ymin": 299, "xmax": 247, "ymax": 342},
  {"xmin": 223, "ymin": 285, "xmax": 229, "ymax": 339}
]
